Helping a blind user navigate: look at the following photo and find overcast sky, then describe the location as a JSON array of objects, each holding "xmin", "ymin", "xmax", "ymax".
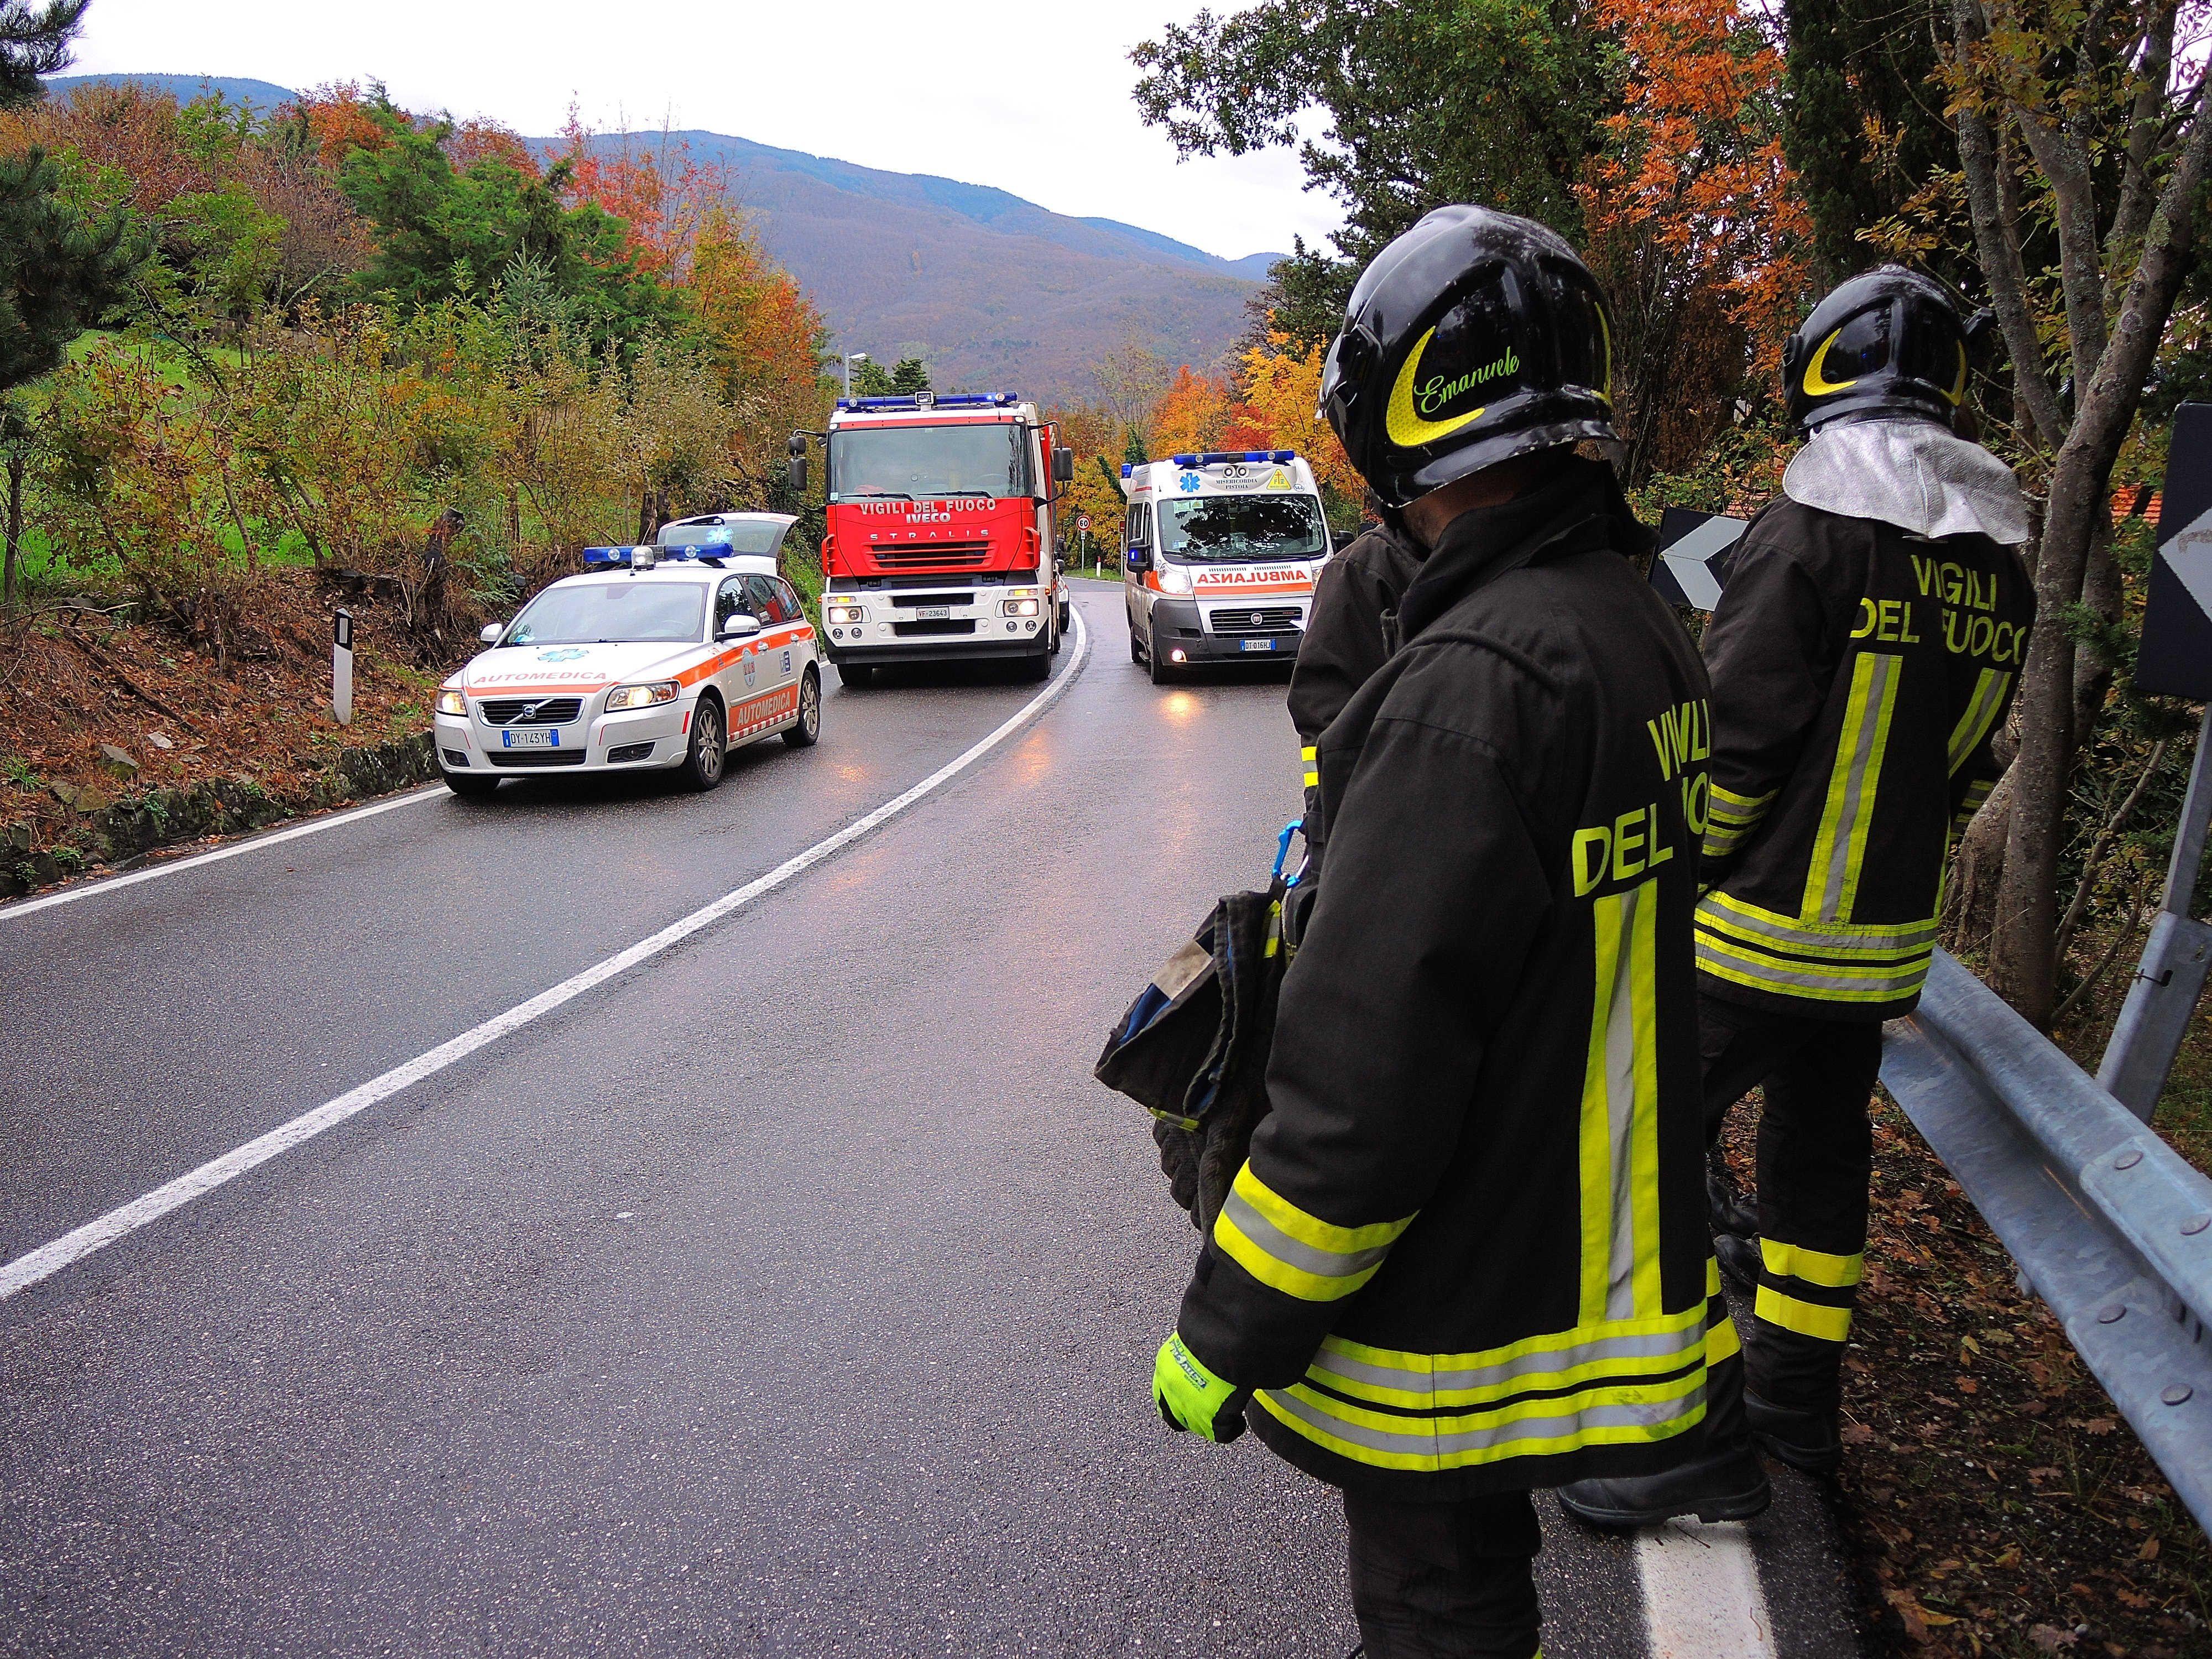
[{"xmin": 70, "ymin": 0, "xmax": 1341, "ymax": 263}]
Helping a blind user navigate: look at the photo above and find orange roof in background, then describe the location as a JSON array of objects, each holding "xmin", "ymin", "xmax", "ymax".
[{"xmin": 2114, "ymin": 486, "xmax": 2162, "ymax": 524}]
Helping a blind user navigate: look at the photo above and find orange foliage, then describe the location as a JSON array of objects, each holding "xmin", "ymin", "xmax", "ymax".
[
  {"xmin": 1228, "ymin": 334, "xmax": 1359, "ymax": 495},
  {"xmin": 1575, "ymin": 0, "xmax": 1811, "ymax": 374},
  {"xmin": 446, "ymin": 118, "xmax": 540, "ymax": 180},
  {"xmin": 1149, "ymin": 365, "xmax": 1235, "ymax": 455},
  {"xmin": 0, "ymin": 82, "xmax": 217, "ymax": 207},
  {"xmin": 290, "ymin": 83, "xmax": 394, "ymax": 173},
  {"xmin": 557, "ymin": 109, "xmax": 730, "ymax": 280},
  {"xmin": 687, "ymin": 207, "xmax": 828, "ymax": 477}
]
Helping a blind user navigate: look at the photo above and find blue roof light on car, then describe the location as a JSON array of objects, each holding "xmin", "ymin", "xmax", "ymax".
[
  {"xmin": 1171, "ymin": 453, "xmax": 1198, "ymax": 467},
  {"xmin": 581, "ymin": 544, "xmax": 733, "ymax": 567},
  {"xmin": 1272, "ymin": 450, "xmax": 1297, "ymax": 462},
  {"xmin": 1120, "ymin": 463, "xmax": 1133, "ymax": 478}
]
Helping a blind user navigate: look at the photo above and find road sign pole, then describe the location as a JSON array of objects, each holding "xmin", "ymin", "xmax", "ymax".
[
  {"xmin": 332, "ymin": 608, "xmax": 354, "ymax": 727},
  {"xmin": 2098, "ymin": 708, "xmax": 2212, "ymax": 1121}
]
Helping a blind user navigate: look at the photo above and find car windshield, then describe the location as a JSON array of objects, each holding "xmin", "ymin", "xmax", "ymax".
[
  {"xmin": 658, "ymin": 518, "xmax": 788, "ymax": 555},
  {"xmin": 830, "ymin": 423, "xmax": 1029, "ymax": 500},
  {"xmin": 1159, "ymin": 494, "xmax": 1329, "ymax": 563},
  {"xmin": 504, "ymin": 581, "xmax": 705, "ymax": 645}
]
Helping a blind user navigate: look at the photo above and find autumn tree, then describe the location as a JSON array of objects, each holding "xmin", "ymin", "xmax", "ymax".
[
  {"xmin": 1150, "ymin": 364, "xmax": 1235, "ymax": 455},
  {"xmin": 1230, "ymin": 335, "xmax": 1360, "ymax": 497},
  {"xmin": 1134, "ymin": 0, "xmax": 1614, "ymax": 344},
  {"xmin": 1939, "ymin": 0, "xmax": 2212, "ymax": 1025}
]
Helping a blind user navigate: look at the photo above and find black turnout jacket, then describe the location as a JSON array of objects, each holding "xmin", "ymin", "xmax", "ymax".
[
  {"xmin": 1179, "ymin": 460, "xmax": 1726, "ymax": 1500},
  {"xmin": 1695, "ymin": 500, "xmax": 2034, "ymax": 1020}
]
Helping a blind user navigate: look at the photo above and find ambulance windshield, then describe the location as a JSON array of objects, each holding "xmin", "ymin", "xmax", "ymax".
[
  {"xmin": 1159, "ymin": 493, "xmax": 1328, "ymax": 563},
  {"xmin": 829, "ymin": 423, "xmax": 1030, "ymax": 501}
]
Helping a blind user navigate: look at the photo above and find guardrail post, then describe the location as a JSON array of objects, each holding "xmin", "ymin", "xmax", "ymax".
[{"xmin": 2098, "ymin": 706, "xmax": 2212, "ymax": 1122}]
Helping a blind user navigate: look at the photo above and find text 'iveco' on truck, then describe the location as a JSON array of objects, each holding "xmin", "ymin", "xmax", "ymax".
[{"xmin": 789, "ymin": 392, "xmax": 1074, "ymax": 687}]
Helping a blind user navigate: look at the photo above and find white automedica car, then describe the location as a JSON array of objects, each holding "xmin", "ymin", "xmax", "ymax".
[{"xmin": 432, "ymin": 515, "xmax": 821, "ymax": 797}]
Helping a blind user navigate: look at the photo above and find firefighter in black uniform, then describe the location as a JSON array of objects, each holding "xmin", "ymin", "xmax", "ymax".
[
  {"xmin": 1149, "ymin": 206, "xmax": 1761, "ymax": 1659},
  {"xmin": 1288, "ymin": 502, "xmax": 1423, "ymax": 838},
  {"xmin": 1561, "ymin": 269, "xmax": 2034, "ymax": 1525}
]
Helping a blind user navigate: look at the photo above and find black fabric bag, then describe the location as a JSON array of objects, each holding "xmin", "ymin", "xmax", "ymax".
[{"xmin": 1095, "ymin": 881, "xmax": 1291, "ymax": 1232}]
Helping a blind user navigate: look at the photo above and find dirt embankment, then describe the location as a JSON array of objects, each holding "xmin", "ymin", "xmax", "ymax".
[{"xmin": 0, "ymin": 571, "xmax": 465, "ymax": 895}]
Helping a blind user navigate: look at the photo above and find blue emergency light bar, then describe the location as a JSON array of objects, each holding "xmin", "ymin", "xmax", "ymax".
[
  {"xmin": 1159, "ymin": 450, "xmax": 1300, "ymax": 469},
  {"xmin": 833, "ymin": 392, "xmax": 1021, "ymax": 412},
  {"xmin": 579, "ymin": 543, "xmax": 732, "ymax": 567}
]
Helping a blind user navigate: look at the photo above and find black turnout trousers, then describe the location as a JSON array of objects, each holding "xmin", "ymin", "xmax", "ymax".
[
  {"xmin": 1699, "ymin": 993, "xmax": 1884, "ymax": 1411},
  {"xmin": 1343, "ymin": 1488, "xmax": 1543, "ymax": 1659}
]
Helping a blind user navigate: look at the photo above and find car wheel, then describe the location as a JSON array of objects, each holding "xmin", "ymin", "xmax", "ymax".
[
  {"xmin": 784, "ymin": 667, "xmax": 822, "ymax": 748},
  {"xmin": 1129, "ymin": 619, "xmax": 1143, "ymax": 662},
  {"xmin": 835, "ymin": 660, "xmax": 874, "ymax": 688},
  {"xmin": 681, "ymin": 696, "xmax": 726, "ymax": 791},
  {"xmin": 1147, "ymin": 628, "xmax": 1177, "ymax": 684},
  {"xmin": 444, "ymin": 770, "xmax": 499, "ymax": 799}
]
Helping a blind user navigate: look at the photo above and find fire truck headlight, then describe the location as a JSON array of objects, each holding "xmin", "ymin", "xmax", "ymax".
[
  {"xmin": 1001, "ymin": 597, "xmax": 1040, "ymax": 617},
  {"xmin": 826, "ymin": 604, "xmax": 867, "ymax": 625}
]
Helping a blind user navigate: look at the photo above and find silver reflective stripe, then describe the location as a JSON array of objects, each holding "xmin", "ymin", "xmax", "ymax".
[
  {"xmin": 1695, "ymin": 937, "xmax": 1928, "ymax": 997},
  {"xmin": 1218, "ymin": 1186, "xmax": 1392, "ymax": 1283},
  {"xmin": 1697, "ymin": 897, "xmax": 1938, "ymax": 956},
  {"xmin": 1259, "ymin": 1380, "xmax": 1706, "ymax": 1462},
  {"xmin": 1948, "ymin": 670, "xmax": 2009, "ymax": 775},
  {"xmin": 1820, "ymin": 653, "xmax": 1897, "ymax": 922},
  {"xmin": 1311, "ymin": 1321, "xmax": 1704, "ymax": 1402}
]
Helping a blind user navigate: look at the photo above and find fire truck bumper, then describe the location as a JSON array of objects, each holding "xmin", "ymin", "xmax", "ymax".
[{"xmin": 827, "ymin": 634, "xmax": 1050, "ymax": 667}]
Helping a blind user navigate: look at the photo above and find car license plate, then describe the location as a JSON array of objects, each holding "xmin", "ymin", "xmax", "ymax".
[
  {"xmin": 1240, "ymin": 638, "xmax": 1277, "ymax": 652},
  {"xmin": 916, "ymin": 606, "xmax": 950, "ymax": 620},
  {"xmin": 500, "ymin": 727, "xmax": 559, "ymax": 748}
]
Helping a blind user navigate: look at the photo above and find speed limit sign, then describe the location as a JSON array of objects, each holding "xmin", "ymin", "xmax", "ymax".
[{"xmin": 1078, "ymin": 514, "xmax": 1091, "ymax": 531}]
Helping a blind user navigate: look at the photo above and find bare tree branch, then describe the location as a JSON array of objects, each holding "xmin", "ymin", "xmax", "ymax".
[{"xmin": 2105, "ymin": 0, "xmax": 2182, "ymax": 316}]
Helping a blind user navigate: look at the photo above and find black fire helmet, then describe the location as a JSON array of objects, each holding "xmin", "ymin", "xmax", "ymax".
[
  {"xmin": 1318, "ymin": 205, "xmax": 1620, "ymax": 510},
  {"xmin": 1782, "ymin": 266, "xmax": 1984, "ymax": 432}
]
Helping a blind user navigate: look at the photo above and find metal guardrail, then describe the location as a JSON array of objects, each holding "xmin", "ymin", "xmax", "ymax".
[{"xmin": 1881, "ymin": 949, "xmax": 2212, "ymax": 1526}]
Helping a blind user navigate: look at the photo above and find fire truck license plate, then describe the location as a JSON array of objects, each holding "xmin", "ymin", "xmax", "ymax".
[
  {"xmin": 916, "ymin": 606, "xmax": 950, "ymax": 620},
  {"xmin": 1240, "ymin": 638, "xmax": 1276, "ymax": 651}
]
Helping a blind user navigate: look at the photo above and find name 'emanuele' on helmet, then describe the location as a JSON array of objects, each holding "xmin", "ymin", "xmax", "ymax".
[
  {"xmin": 1783, "ymin": 266, "xmax": 1984, "ymax": 432},
  {"xmin": 1319, "ymin": 205, "xmax": 1619, "ymax": 509}
]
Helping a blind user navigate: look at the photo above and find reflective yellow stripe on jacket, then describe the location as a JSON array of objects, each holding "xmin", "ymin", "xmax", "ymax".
[
  {"xmin": 1754, "ymin": 1237, "xmax": 1863, "ymax": 1344},
  {"xmin": 1702, "ymin": 783, "xmax": 1773, "ymax": 860},
  {"xmin": 1300, "ymin": 743, "xmax": 1319, "ymax": 789},
  {"xmin": 1212, "ymin": 1164, "xmax": 1415, "ymax": 1302},
  {"xmin": 1693, "ymin": 890, "xmax": 1938, "ymax": 1005}
]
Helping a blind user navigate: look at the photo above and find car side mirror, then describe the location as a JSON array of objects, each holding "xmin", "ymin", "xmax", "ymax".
[
  {"xmin": 1052, "ymin": 446, "xmax": 1074, "ymax": 483},
  {"xmin": 719, "ymin": 613, "xmax": 763, "ymax": 641},
  {"xmin": 480, "ymin": 623, "xmax": 504, "ymax": 645},
  {"xmin": 1124, "ymin": 544, "xmax": 1151, "ymax": 572}
]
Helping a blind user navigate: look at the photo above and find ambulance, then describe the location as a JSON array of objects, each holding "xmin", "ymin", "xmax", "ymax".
[{"xmin": 1118, "ymin": 451, "xmax": 1332, "ymax": 682}]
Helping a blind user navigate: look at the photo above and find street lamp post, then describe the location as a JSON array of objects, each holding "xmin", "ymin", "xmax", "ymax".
[{"xmin": 843, "ymin": 352, "xmax": 869, "ymax": 400}]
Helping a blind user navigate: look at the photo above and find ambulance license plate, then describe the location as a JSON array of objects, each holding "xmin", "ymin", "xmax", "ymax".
[
  {"xmin": 916, "ymin": 606, "xmax": 950, "ymax": 620},
  {"xmin": 1240, "ymin": 638, "xmax": 1276, "ymax": 652},
  {"xmin": 501, "ymin": 728, "xmax": 559, "ymax": 748}
]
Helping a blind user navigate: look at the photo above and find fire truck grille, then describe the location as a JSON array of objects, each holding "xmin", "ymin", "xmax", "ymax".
[
  {"xmin": 478, "ymin": 697, "xmax": 584, "ymax": 726},
  {"xmin": 1206, "ymin": 607, "xmax": 1305, "ymax": 637},
  {"xmin": 892, "ymin": 619, "xmax": 978, "ymax": 638},
  {"xmin": 871, "ymin": 542, "xmax": 992, "ymax": 570}
]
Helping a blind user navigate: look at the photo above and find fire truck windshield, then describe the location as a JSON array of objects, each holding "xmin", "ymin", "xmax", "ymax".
[
  {"xmin": 1159, "ymin": 494, "xmax": 1328, "ymax": 563},
  {"xmin": 830, "ymin": 424, "xmax": 1030, "ymax": 502}
]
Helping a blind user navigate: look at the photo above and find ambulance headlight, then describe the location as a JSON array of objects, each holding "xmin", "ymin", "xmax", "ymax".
[
  {"xmin": 826, "ymin": 603, "xmax": 867, "ymax": 624},
  {"xmin": 606, "ymin": 679, "xmax": 680, "ymax": 711},
  {"xmin": 1002, "ymin": 597, "xmax": 1040, "ymax": 617},
  {"xmin": 435, "ymin": 688, "xmax": 467, "ymax": 717},
  {"xmin": 1156, "ymin": 564, "xmax": 1192, "ymax": 595}
]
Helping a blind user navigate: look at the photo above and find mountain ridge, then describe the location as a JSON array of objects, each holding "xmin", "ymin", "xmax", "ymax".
[{"xmin": 48, "ymin": 72, "xmax": 1281, "ymax": 397}]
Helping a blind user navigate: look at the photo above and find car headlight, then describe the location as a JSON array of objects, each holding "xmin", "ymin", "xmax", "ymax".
[
  {"xmin": 435, "ymin": 688, "xmax": 467, "ymax": 717},
  {"xmin": 1002, "ymin": 597, "xmax": 1040, "ymax": 617},
  {"xmin": 1156, "ymin": 564, "xmax": 1193, "ymax": 595},
  {"xmin": 826, "ymin": 603, "xmax": 867, "ymax": 625},
  {"xmin": 606, "ymin": 680, "xmax": 680, "ymax": 711}
]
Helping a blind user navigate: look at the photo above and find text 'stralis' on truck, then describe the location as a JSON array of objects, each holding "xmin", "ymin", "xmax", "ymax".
[
  {"xmin": 1118, "ymin": 451, "xmax": 1333, "ymax": 684},
  {"xmin": 789, "ymin": 392, "xmax": 1075, "ymax": 687}
]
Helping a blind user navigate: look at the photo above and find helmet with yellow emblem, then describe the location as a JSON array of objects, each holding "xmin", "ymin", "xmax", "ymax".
[
  {"xmin": 1783, "ymin": 266, "xmax": 1979, "ymax": 432},
  {"xmin": 1318, "ymin": 205, "xmax": 1619, "ymax": 509}
]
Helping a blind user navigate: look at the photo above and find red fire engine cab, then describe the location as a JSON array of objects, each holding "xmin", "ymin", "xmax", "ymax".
[{"xmin": 792, "ymin": 392, "xmax": 1073, "ymax": 686}]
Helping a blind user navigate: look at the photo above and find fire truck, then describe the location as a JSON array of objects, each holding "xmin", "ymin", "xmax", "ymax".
[{"xmin": 791, "ymin": 392, "xmax": 1073, "ymax": 686}]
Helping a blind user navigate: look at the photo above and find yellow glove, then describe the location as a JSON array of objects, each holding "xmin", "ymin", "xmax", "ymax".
[{"xmin": 1153, "ymin": 1331, "xmax": 1250, "ymax": 1443}]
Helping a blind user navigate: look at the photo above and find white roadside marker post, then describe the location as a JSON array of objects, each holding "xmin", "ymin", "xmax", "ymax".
[{"xmin": 332, "ymin": 607, "xmax": 354, "ymax": 726}]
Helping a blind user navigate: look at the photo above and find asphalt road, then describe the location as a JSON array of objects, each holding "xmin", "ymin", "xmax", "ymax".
[{"xmin": 0, "ymin": 582, "xmax": 1865, "ymax": 1656}]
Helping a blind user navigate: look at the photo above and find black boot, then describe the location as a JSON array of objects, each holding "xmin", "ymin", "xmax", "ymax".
[
  {"xmin": 1714, "ymin": 1231, "xmax": 1760, "ymax": 1290},
  {"xmin": 1746, "ymin": 1389, "xmax": 1842, "ymax": 1474},
  {"xmin": 1707, "ymin": 1146, "xmax": 1757, "ymax": 1238},
  {"xmin": 1557, "ymin": 1353, "xmax": 1771, "ymax": 1528}
]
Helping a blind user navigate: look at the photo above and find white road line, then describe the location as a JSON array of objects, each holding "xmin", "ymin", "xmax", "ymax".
[
  {"xmin": 1635, "ymin": 1518, "xmax": 1778, "ymax": 1659},
  {"xmin": 0, "ymin": 785, "xmax": 444, "ymax": 922},
  {"xmin": 0, "ymin": 614, "xmax": 1089, "ymax": 1301}
]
